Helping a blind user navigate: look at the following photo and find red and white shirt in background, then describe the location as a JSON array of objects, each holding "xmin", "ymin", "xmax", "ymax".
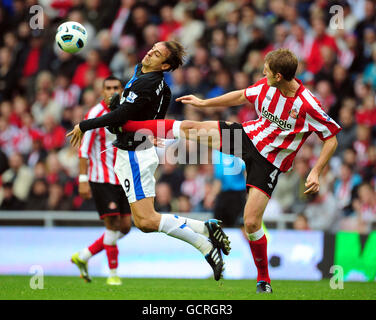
[
  {"xmin": 79, "ymin": 100, "xmax": 120, "ymax": 185},
  {"xmin": 242, "ymin": 77, "xmax": 342, "ymax": 172}
]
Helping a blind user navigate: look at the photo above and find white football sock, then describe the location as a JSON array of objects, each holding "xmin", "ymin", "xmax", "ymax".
[
  {"xmin": 248, "ymin": 228, "xmax": 265, "ymax": 241},
  {"xmin": 168, "ymin": 214, "xmax": 209, "ymax": 237},
  {"xmin": 103, "ymin": 229, "xmax": 118, "ymax": 246},
  {"xmin": 79, "ymin": 247, "xmax": 92, "ymax": 262},
  {"xmin": 109, "ymin": 268, "xmax": 117, "ymax": 276},
  {"xmin": 172, "ymin": 121, "xmax": 182, "ymax": 139},
  {"xmin": 158, "ymin": 214, "xmax": 212, "ymax": 255}
]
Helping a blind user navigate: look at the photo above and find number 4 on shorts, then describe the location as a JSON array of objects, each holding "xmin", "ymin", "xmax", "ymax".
[{"xmin": 268, "ymin": 169, "xmax": 278, "ymax": 189}]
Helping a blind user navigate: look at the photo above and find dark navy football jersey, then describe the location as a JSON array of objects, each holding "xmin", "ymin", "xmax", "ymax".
[{"xmin": 79, "ymin": 63, "xmax": 171, "ymax": 150}]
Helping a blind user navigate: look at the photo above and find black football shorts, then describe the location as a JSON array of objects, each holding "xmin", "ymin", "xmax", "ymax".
[
  {"xmin": 89, "ymin": 182, "xmax": 131, "ymax": 219},
  {"xmin": 218, "ymin": 121, "xmax": 281, "ymax": 198}
]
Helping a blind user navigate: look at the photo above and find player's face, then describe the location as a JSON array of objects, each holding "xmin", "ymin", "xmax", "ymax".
[
  {"xmin": 102, "ymin": 80, "xmax": 123, "ymax": 105},
  {"xmin": 142, "ymin": 42, "xmax": 170, "ymax": 71},
  {"xmin": 263, "ymin": 63, "xmax": 280, "ymax": 87}
]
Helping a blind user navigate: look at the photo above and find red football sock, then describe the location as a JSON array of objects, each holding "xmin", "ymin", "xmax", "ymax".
[
  {"xmin": 123, "ymin": 119, "xmax": 175, "ymax": 138},
  {"xmin": 104, "ymin": 244, "xmax": 119, "ymax": 269},
  {"xmin": 88, "ymin": 233, "xmax": 104, "ymax": 255},
  {"xmin": 249, "ymin": 235, "xmax": 270, "ymax": 283}
]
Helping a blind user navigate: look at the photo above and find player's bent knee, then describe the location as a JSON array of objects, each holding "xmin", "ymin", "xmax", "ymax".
[{"xmin": 244, "ymin": 217, "xmax": 261, "ymax": 233}]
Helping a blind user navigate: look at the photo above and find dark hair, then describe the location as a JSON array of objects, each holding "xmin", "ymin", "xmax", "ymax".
[
  {"xmin": 163, "ymin": 41, "xmax": 186, "ymax": 72},
  {"xmin": 264, "ymin": 48, "xmax": 298, "ymax": 81},
  {"xmin": 103, "ymin": 75, "xmax": 123, "ymax": 88}
]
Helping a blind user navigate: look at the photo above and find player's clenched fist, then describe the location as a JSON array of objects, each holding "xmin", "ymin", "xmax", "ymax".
[
  {"xmin": 304, "ymin": 170, "xmax": 320, "ymax": 194},
  {"xmin": 66, "ymin": 124, "xmax": 84, "ymax": 148}
]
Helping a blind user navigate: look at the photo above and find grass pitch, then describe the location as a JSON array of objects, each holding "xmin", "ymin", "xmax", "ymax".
[{"xmin": 0, "ymin": 275, "xmax": 375, "ymax": 300}]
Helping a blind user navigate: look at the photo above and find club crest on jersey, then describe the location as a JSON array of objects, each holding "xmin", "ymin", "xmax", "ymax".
[
  {"xmin": 126, "ymin": 91, "xmax": 138, "ymax": 103},
  {"xmin": 289, "ymin": 108, "xmax": 299, "ymax": 119},
  {"xmin": 262, "ymin": 107, "xmax": 292, "ymax": 130}
]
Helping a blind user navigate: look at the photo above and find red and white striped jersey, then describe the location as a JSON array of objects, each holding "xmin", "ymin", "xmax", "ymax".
[
  {"xmin": 242, "ymin": 78, "xmax": 342, "ymax": 172},
  {"xmin": 79, "ymin": 100, "xmax": 120, "ymax": 184}
]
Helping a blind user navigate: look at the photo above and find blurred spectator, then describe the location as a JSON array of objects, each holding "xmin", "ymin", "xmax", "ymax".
[
  {"xmin": 304, "ymin": 185, "xmax": 340, "ymax": 232},
  {"xmin": 1, "ymin": 152, "xmax": 33, "ymax": 201},
  {"xmin": 353, "ymin": 124, "xmax": 372, "ymax": 169},
  {"xmin": 306, "ymin": 17, "xmax": 339, "ymax": 74},
  {"xmin": 41, "ymin": 115, "xmax": 66, "ymax": 151},
  {"xmin": 0, "ymin": 181, "xmax": 25, "ymax": 210},
  {"xmin": 0, "ymin": 113, "xmax": 20, "ymax": 157},
  {"xmin": 52, "ymin": 74, "xmax": 81, "ymax": 110},
  {"xmin": 122, "ymin": 3, "xmax": 151, "ymax": 50},
  {"xmin": 57, "ymin": 144, "xmax": 79, "ymax": 178},
  {"xmin": 158, "ymin": 5, "xmax": 181, "ymax": 41},
  {"xmin": 314, "ymin": 46, "xmax": 337, "ymax": 84},
  {"xmin": 0, "ymin": 47, "xmax": 17, "ymax": 101},
  {"xmin": 72, "ymin": 49, "xmax": 111, "ymax": 89},
  {"xmin": 110, "ymin": 36, "xmax": 138, "ymax": 81},
  {"xmin": 335, "ymin": 105, "xmax": 357, "ymax": 157},
  {"xmin": 176, "ymin": 10, "xmax": 205, "ymax": 57},
  {"xmin": 273, "ymin": 170, "xmax": 300, "ymax": 213},
  {"xmin": 334, "ymin": 162, "xmax": 362, "ymax": 216},
  {"xmin": 47, "ymin": 182, "xmax": 72, "ymax": 211},
  {"xmin": 167, "ymin": 68, "xmax": 189, "ymax": 118},
  {"xmin": 52, "ymin": 50, "xmax": 84, "ymax": 81},
  {"xmin": 25, "ymin": 178, "xmax": 48, "ymax": 210},
  {"xmin": 154, "ymin": 182, "xmax": 173, "ymax": 212},
  {"xmin": 223, "ymin": 35, "xmax": 242, "ymax": 71},
  {"xmin": 110, "ymin": 0, "xmax": 136, "ymax": 45},
  {"xmin": 0, "ymin": 148, "xmax": 8, "ymax": 174},
  {"xmin": 177, "ymin": 194, "xmax": 192, "ymax": 213},
  {"xmin": 356, "ymin": 94, "xmax": 376, "ymax": 127},
  {"xmin": 363, "ymin": 44, "xmax": 376, "ymax": 90},
  {"xmin": 314, "ymin": 80, "xmax": 336, "ymax": 113},
  {"xmin": 95, "ymin": 29, "xmax": 117, "ymax": 66},
  {"xmin": 290, "ymin": 157, "xmax": 311, "ymax": 214},
  {"xmin": 285, "ymin": 23, "xmax": 313, "ymax": 62},
  {"xmin": 157, "ymin": 163, "xmax": 185, "ymax": 198},
  {"xmin": 237, "ymin": 4, "xmax": 266, "ymax": 50},
  {"xmin": 31, "ymin": 89, "xmax": 62, "ymax": 127},
  {"xmin": 181, "ymin": 164, "xmax": 206, "ymax": 211},
  {"xmin": 352, "ymin": 183, "xmax": 376, "ymax": 234},
  {"xmin": 340, "ymin": 182, "xmax": 376, "ymax": 234},
  {"xmin": 293, "ymin": 213, "xmax": 310, "ymax": 231}
]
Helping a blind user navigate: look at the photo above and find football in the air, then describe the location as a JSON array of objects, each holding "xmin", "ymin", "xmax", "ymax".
[{"xmin": 55, "ymin": 21, "xmax": 87, "ymax": 54}]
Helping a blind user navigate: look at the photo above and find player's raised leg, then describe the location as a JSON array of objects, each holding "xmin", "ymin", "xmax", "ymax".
[
  {"xmin": 129, "ymin": 197, "xmax": 225, "ymax": 280},
  {"xmin": 122, "ymin": 119, "xmax": 222, "ymax": 149},
  {"xmin": 243, "ymin": 187, "xmax": 273, "ymax": 293}
]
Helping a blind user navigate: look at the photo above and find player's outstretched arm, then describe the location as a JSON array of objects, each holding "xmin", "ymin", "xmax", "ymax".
[
  {"xmin": 176, "ymin": 89, "xmax": 246, "ymax": 108},
  {"xmin": 304, "ymin": 136, "xmax": 338, "ymax": 194}
]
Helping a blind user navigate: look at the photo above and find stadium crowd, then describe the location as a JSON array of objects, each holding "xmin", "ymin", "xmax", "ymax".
[{"xmin": 0, "ymin": 0, "xmax": 375, "ymax": 234}]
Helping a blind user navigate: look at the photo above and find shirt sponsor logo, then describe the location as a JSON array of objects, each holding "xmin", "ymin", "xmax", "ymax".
[{"xmin": 262, "ymin": 107, "xmax": 292, "ymax": 130}]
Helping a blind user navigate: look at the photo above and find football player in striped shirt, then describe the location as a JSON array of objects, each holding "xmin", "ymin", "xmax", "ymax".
[
  {"xmin": 71, "ymin": 76, "xmax": 132, "ymax": 285},
  {"xmin": 114, "ymin": 48, "xmax": 342, "ymax": 293}
]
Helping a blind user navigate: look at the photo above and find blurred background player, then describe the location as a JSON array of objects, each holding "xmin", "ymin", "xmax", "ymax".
[{"xmin": 71, "ymin": 76, "xmax": 132, "ymax": 286}]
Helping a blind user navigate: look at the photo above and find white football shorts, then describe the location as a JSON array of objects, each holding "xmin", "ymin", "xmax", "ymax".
[{"xmin": 114, "ymin": 147, "xmax": 159, "ymax": 203}]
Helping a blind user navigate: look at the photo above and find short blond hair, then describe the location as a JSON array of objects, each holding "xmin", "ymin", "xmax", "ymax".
[{"xmin": 265, "ymin": 48, "xmax": 298, "ymax": 81}]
